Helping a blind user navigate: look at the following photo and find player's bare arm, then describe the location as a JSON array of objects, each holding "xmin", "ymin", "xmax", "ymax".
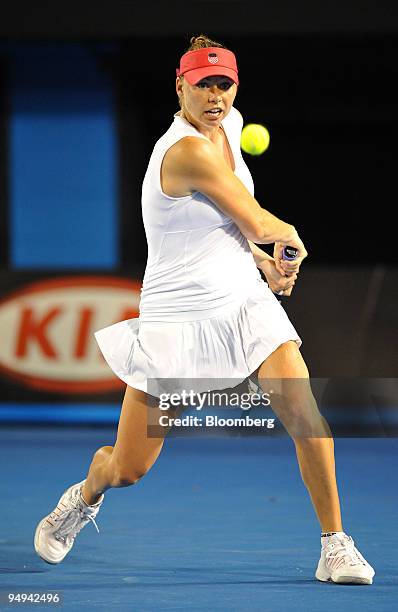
[{"xmin": 162, "ymin": 136, "xmax": 303, "ymax": 250}]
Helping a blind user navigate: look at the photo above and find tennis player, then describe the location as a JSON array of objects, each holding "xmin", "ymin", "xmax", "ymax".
[{"xmin": 34, "ymin": 35, "xmax": 375, "ymax": 585}]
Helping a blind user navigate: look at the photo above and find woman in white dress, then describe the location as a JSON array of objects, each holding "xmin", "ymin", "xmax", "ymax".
[{"xmin": 34, "ymin": 35, "xmax": 374, "ymax": 585}]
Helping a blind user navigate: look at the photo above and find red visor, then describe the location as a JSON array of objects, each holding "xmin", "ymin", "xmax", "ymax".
[{"xmin": 176, "ymin": 47, "xmax": 239, "ymax": 85}]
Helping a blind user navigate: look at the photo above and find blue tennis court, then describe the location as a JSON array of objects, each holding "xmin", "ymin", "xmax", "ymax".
[{"xmin": 1, "ymin": 425, "xmax": 396, "ymax": 611}]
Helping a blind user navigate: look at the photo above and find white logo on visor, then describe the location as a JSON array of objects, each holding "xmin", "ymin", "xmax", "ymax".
[{"xmin": 208, "ymin": 53, "xmax": 219, "ymax": 64}]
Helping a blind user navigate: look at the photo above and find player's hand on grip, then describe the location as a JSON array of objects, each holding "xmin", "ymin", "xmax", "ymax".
[
  {"xmin": 273, "ymin": 236, "xmax": 308, "ymax": 277},
  {"xmin": 259, "ymin": 259, "xmax": 298, "ymax": 296}
]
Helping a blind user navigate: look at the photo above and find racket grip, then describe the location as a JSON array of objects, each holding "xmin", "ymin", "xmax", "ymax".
[
  {"xmin": 282, "ymin": 246, "xmax": 298, "ymax": 261},
  {"xmin": 275, "ymin": 247, "xmax": 298, "ymax": 299}
]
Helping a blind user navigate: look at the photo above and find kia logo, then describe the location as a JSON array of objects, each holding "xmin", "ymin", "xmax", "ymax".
[{"xmin": 0, "ymin": 276, "xmax": 141, "ymax": 393}]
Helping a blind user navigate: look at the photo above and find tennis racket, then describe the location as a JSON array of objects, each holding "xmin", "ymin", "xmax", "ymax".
[{"xmin": 275, "ymin": 246, "xmax": 298, "ymax": 298}]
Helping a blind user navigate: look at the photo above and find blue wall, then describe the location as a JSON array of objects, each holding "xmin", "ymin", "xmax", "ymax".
[{"xmin": 8, "ymin": 44, "xmax": 118, "ymax": 269}]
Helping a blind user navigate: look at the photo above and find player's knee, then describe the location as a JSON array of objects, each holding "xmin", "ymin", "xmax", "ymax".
[
  {"xmin": 110, "ymin": 461, "xmax": 150, "ymax": 488},
  {"xmin": 285, "ymin": 405, "xmax": 311, "ymax": 434},
  {"xmin": 282, "ymin": 397, "xmax": 327, "ymax": 438},
  {"xmin": 294, "ymin": 413, "xmax": 330, "ymax": 439},
  {"xmin": 94, "ymin": 444, "xmax": 114, "ymax": 457}
]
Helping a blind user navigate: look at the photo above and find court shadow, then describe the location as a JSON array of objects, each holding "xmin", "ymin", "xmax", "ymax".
[
  {"xmin": 0, "ymin": 567, "xmax": 47, "ymax": 574},
  {"xmin": 0, "ymin": 551, "xmax": 48, "ymax": 574},
  {"xmin": 121, "ymin": 578, "xmax": 316, "ymax": 587},
  {"xmin": 120, "ymin": 566, "xmax": 317, "ymax": 586}
]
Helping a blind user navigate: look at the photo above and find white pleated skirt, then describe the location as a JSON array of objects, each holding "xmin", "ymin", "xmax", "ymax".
[{"xmin": 94, "ymin": 279, "xmax": 301, "ymax": 397}]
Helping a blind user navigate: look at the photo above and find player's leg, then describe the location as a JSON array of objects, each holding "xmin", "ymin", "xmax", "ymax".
[
  {"xmin": 256, "ymin": 341, "xmax": 375, "ymax": 584},
  {"xmin": 34, "ymin": 385, "xmax": 166, "ymax": 564},
  {"xmin": 257, "ymin": 341, "xmax": 341, "ymax": 532},
  {"xmin": 82, "ymin": 386, "xmax": 165, "ymax": 504}
]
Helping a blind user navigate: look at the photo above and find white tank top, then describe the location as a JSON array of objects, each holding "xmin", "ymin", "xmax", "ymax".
[{"xmin": 139, "ymin": 106, "xmax": 262, "ymax": 322}]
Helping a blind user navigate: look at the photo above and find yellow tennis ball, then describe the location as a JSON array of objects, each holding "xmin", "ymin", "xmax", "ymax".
[{"xmin": 241, "ymin": 123, "xmax": 270, "ymax": 156}]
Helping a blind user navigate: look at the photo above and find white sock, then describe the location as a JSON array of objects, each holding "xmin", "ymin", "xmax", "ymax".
[{"xmin": 321, "ymin": 531, "xmax": 345, "ymax": 545}]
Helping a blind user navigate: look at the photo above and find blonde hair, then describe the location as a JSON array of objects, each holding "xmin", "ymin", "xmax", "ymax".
[{"xmin": 186, "ymin": 34, "xmax": 226, "ymax": 52}]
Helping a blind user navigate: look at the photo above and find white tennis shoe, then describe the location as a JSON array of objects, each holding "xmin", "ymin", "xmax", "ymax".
[
  {"xmin": 315, "ymin": 532, "xmax": 375, "ymax": 584},
  {"xmin": 34, "ymin": 480, "xmax": 103, "ymax": 564}
]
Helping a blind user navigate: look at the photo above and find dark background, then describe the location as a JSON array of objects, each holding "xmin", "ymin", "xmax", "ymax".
[{"xmin": 1, "ymin": 1, "xmax": 398, "ymax": 38}]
